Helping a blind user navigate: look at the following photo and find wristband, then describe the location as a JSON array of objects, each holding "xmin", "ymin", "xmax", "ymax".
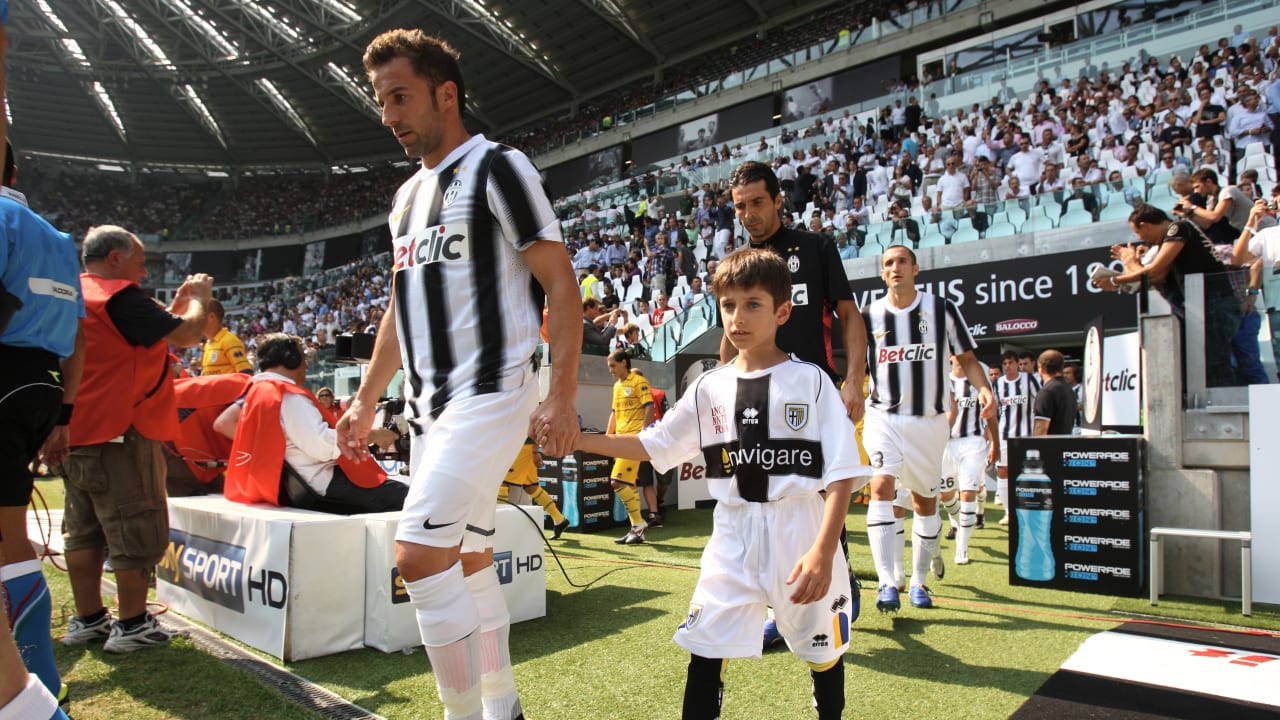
[
  {"xmin": 1247, "ymin": 288, "xmax": 1261, "ymax": 296},
  {"xmin": 57, "ymin": 403, "xmax": 74, "ymax": 426}
]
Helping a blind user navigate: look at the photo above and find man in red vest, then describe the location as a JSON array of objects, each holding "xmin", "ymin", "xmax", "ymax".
[
  {"xmin": 225, "ymin": 333, "xmax": 405, "ymax": 514},
  {"xmin": 62, "ymin": 225, "xmax": 212, "ymax": 654},
  {"xmin": 164, "ymin": 373, "xmax": 253, "ymax": 496}
]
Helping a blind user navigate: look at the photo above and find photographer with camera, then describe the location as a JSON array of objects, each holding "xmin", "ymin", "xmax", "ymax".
[{"xmin": 1231, "ymin": 195, "xmax": 1280, "ymax": 381}]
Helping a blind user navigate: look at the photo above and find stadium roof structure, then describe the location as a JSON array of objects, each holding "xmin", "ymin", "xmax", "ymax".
[{"xmin": 7, "ymin": 0, "xmax": 840, "ymax": 172}]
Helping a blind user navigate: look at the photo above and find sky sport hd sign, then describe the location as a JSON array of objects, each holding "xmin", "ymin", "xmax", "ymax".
[{"xmin": 848, "ymin": 248, "xmax": 1138, "ymax": 340}]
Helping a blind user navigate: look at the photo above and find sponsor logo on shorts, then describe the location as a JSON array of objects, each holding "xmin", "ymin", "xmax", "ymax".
[
  {"xmin": 830, "ymin": 595, "xmax": 849, "ymax": 613},
  {"xmin": 811, "ymin": 633, "xmax": 830, "ymax": 648}
]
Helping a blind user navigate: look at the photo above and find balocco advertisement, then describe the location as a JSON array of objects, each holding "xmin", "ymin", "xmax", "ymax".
[{"xmin": 848, "ymin": 249, "xmax": 1138, "ymax": 339}]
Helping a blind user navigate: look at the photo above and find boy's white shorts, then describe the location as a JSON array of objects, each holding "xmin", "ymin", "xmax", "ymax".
[{"xmin": 675, "ymin": 494, "xmax": 852, "ymax": 665}]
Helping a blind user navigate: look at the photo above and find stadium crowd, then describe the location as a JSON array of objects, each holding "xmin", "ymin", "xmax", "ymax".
[{"xmin": 14, "ymin": 24, "xmax": 1280, "ymax": 362}]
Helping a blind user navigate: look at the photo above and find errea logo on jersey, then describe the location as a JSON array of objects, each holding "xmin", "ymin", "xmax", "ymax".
[
  {"xmin": 393, "ymin": 224, "xmax": 470, "ymax": 270},
  {"xmin": 741, "ymin": 407, "xmax": 760, "ymax": 424},
  {"xmin": 877, "ymin": 343, "xmax": 936, "ymax": 363}
]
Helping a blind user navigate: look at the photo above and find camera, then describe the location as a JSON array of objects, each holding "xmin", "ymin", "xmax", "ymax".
[{"xmin": 1267, "ymin": 200, "xmax": 1279, "ymax": 212}]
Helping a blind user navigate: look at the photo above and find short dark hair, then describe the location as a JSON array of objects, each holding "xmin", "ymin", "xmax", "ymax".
[
  {"xmin": 258, "ymin": 333, "xmax": 304, "ymax": 371},
  {"xmin": 711, "ymin": 248, "xmax": 790, "ymax": 308},
  {"xmin": 883, "ymin": 244, "xmax": 918, "ymax": 265},
  {"xmin": 1191, "ymin": 168, "xmax": 1220, "ymax": 186},
  {"xmin": 208, "ymin": 299, "xmax": 226, "ymax": 324},
  {"xmin": 363, "ymin": 29, "xmax": 466, "ymax": 115},
  {"xmin": 729, "ymin": 160, "xmax": 781, "ymax": 199},
  {"xmin": 1038, "ymin": 349, "xmax": 1065, "ymax": 375},
  {"xmin": 1128, "ymin": 204, "xmax": 1171, "ymax": 226},
  {"xmin": 1001, "ymin": 350, "xmax": 1018, "ymax": 362},
  {"xmin": 582, "ymin": 297, "xmax": 601, "ymax": 312},
  {"xmin": 1018, "ymin": 350, "xmax": 1036, "ymax": 363}
]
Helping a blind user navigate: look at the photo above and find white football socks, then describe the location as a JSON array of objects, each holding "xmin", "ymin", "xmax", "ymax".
[
  {"xmin": 466, "ymin": 567, "xmax": 522, "ymax": 720},
  {"xmin": 957, "ymin": 500, "xmax": 979, "ymax": 554},
  {"xmin": 866, "ymin": 500, "xmax": 897, "ymax": 588},
  {"xmin": 912, "ymin": 512, "xmax": 943, "ymax": 587},
  {"xmin": 405, "ymin": 562, "xmax": 483, "ymax": 720}
]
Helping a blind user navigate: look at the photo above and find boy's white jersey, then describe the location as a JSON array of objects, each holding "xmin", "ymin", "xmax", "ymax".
[{"xmin": 640, "ymin": 356, "xmax": 870, "ymax": 506}]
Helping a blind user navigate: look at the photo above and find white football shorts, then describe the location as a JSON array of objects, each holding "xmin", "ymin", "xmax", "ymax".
[{"xmin": 861, "ymin": 406, "xmax": 948, "ymax": 498}]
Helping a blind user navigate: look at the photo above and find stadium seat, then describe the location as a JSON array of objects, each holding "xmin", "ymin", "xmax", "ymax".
[
  {"xmin": 950, "ymin": 225, "xmax": 980, "ymax": 244},
  {"xmin": 984, "ymin": 221, "xmax": 1018, "ymax": 238},
  {"xmin": 1021, "ymin": 214, "xmax": 1056, "ymax": 232},
  {"xmin": 625, "ymin": 276, "xmax": 644, "ymax": 303},
  {"xmin": 679, "ymin": 308, "xmax": 711, "ymax": 349},
  {"xmin": 1098, "ymin": 203, "xmax": 1132, "ymax": 222},
  {"xmin": 1059, "ymin": 210, "xmax": 1095, "ymax": 228}
]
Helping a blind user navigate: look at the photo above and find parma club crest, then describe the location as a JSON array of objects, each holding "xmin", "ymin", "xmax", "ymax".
[{"xmin": 784, "ymin": 403, "xmax": 809, "ymax": 430}]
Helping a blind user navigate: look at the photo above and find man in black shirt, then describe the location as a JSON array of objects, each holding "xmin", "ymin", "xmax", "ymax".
[
  {"xmin": 1097, "ymin": 205, "xmax": 1242, "ymax": 387},
  {"xmin": 720, "ymin": 161, "xmax": 868, "ymax": 419},
  {"xmin": 1033, "ymin": 350, "xmax": 1077, "ymax": 435}
]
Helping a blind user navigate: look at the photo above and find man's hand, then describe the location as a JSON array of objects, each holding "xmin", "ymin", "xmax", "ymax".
[
  {"xmin": 39, "ymin": 426, "xmax": 70, "ymax": 467},
  {"xmin": 840, "ymin": 381, "xmax": 865, "ymax": 424},
  {"xmin": 978, "ymin": 385, "xmax": 997, "ymax": 422},
  {"xmin": 529, "ymin": 395, "xmax": 579, "ymax": 458},
  {"xmin": 786, "ymin": 545, "xmax": 834, "ymax": 604},
  {"xmin": 186, "ymin": 273, "xmax": 214, "ymax": 303},
  {"xmin": 336, "ymin": 398, "xmax": 376, "ymax": 461}
]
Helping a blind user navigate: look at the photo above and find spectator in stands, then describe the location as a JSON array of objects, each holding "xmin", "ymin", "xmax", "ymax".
[
  {"xmin": 1180, "ymin": 168, "xmax": 1253, "ymax": 245},
  {"xmin": 649, "ymin": 292, "xmax": 676, "ymax": 327},
  {"xmin": 969, "ymin": 155, "xmax": 1001, "ymax": 235},
  {"xmin": 1007, "ymin": 136, "xmax": 1043, "ymax": 194},
  {"xmin": 582, "ymin": 297, "xmax": 623, "ymax": 354},
  {"xmin": 1228, "ymin": 90, "xmax": 1273, "ymax": 159},
  {"xmin": 645, "ymin": 232, "xmax": 675, "ymax": 297},
  {"xmin": 679, "ymin": 277, "xmax": 706, "ymax": 310}
]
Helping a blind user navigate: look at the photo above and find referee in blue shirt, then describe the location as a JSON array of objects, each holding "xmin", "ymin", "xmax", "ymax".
[{"xmin": 0, "ymin": 138, "xmax": 84, "ymax": 708}]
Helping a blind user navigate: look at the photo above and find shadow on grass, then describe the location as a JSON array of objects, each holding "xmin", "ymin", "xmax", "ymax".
[
  {"xmin": 57, "ymin": 638, "xmax": 319, "ymax": 719},
  {"xmin": 289, "ymin": 582, "xmax": 670, "ymax": 704},
  {"xmin": 850, "ymin": 613, "xmax": 1081, "ymax": 697}
]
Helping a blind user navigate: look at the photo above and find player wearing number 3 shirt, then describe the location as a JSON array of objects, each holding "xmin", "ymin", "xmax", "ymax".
[{"xmin": 860, "ymin": 245, "xmax": 994, "ymax": 613}]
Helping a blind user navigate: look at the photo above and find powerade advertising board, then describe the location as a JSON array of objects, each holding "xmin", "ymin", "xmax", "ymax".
[{"xmin": 1007, "ymin": 436, "xmax": 1145, "ymax": 597}]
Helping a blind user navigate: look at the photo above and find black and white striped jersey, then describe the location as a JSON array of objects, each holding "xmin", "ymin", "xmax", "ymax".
[
  {"xmin": 639, "ymin": 356, "xmax": 869, "ymax": 506},
  {"xmin": 864, "ymin": 291, "xmax": 977, "ymax": 417},
  {"xmin": 995, "ymin": 371, "xmax": 1039, "ymax": 439},
  {"xmin": 949, "ymin": 370, "xmax": 988, "ymax": 439},
  {"xmin": 388, "ymin": 134, "xmax": 561, "ymax": 422}
]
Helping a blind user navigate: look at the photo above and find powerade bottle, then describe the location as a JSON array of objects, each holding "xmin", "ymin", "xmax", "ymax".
[
  {"xmin": 560, "ymin": 454, "xmax": 580, "ymax": 528},
  {"xmin": 1014, "ymin": 449, "xmax": 1055, "ymax": 581}
]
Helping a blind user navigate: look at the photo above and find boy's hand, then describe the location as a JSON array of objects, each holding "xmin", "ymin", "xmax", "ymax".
[{"xmin": 786, "ymin": 546, "xmax": 834, "ymax": 604}]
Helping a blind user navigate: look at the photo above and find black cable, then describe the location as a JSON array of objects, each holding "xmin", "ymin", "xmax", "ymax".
[{"xmin": 498, "ymin": 497, "xmax": 633, "ymax": 589}]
